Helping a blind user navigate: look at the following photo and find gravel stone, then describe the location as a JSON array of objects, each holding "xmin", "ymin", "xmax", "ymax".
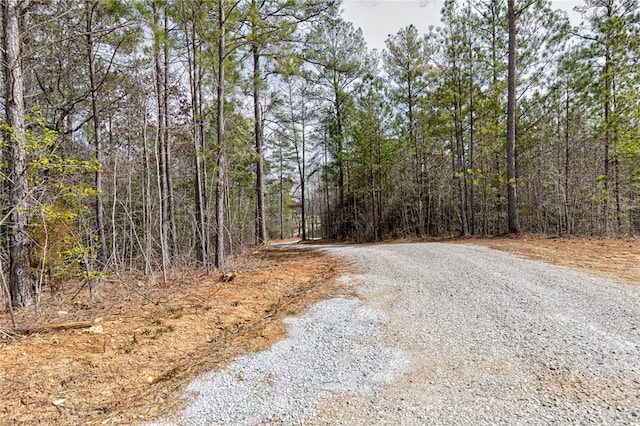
[
  {"xmin": 151, "ymin": 298, "xmax": 410, "ymax": 425},
  {"xmin": 310, "ymin": 243, "xmax": 640, "ymax": 425},
  {"xmin": 153, "ymin": 242, "xmax": 640, "ymax": 425}
]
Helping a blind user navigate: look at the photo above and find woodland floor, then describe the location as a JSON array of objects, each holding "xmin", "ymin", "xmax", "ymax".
[{"xmin": 0, "ymin": 235, "xmax": 638, "ymax": 425}]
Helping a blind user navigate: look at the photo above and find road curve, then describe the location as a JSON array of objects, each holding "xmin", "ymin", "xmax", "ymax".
[{"xmin": 309, "ymin": 242, "xmax": 640, "ymax": 424}]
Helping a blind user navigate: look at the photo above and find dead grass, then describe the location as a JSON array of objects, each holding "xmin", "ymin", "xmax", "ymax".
[
  {"xmin": 454, "ymin": 234, "xmax": 639, "ymax": 286},
  {"xmin": 0, "ymin": 246, "xmax": 351, "ymax": 425}
]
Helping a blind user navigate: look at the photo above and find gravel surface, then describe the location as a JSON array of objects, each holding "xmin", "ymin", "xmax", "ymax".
[
  {"xmin": 151, "ymin": 297, "xmax": 410, "ymax": 425},
  {"xmin": 154, "ymin": 242, "xmax": 640, "ymax": 425}
]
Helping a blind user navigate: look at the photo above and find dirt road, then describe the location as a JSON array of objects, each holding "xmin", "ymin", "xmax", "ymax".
[
  {"xmin": 152, "ymin": 242, "xmax": 639, "ymax": 424},
  {"xmin": 309, "ymin": 242, "xmax": 640, "ymax": 424}
]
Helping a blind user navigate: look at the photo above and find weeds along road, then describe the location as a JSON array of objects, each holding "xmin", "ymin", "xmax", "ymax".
[{"xmin": 310, "ymin": 242, "xmax": 640, "ymax": 424}]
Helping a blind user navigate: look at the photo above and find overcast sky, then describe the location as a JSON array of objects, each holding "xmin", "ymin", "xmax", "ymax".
[{"xmin": 341, "ymin": 0, "xmax": 584, "ymax": 52}]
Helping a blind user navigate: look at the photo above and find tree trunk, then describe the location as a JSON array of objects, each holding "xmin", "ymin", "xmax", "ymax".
[
  {"xmin": 455, "ymin": 117, "xmax": 468, "ymax": 236},
  {"xmin": 187, "ymin": 9, "xmax": 208, "ymax": 267},
  {"xmin": 506, "ymin": 0, "xmax": 521, "ymax": 234},
  {"xmin": 111, "ymin": 147, "xmax": 118, "ymax": 267},
  {"xmin": 300, "ymin": 96, "xmax": 307, "ymax": 241},
  {"xmin": 85, "ymin": 0, "xmax": 108, "ymax": 265},
  {"xmin": 334, "ymin": 90, "xmax": 345, "ymax": 239},
  {"xmin": 3, "ymin": 0, "xmax": 33, "ymax": 307},
  {"xmin": 215, "ymin": 0, "xmax": 227, "ymax": 270},
  {"xmin": 602, "ymin": 40, "xmax": 612, "ymax": 235},
  {"xmin": 454, "ymin": 61, "xmax": 468, "ymax": 237},
  {"xmin": 410, "ymin": 88, "xmax": 425, "ymax": 238},
  {"xmin": 163, "ymin": 9, "xmax": 178, "ymax": 262},
  {"xmin": 564, "ymin": 84, "xmax": 571, "ymax": 234},
  {"xmin": 152, "ymin": 2, "xmax": 169, "ymax": 279},
  {"xmin": 142, "ymin": 110, "xmax": 152, "ymax": 275},
  {"xmin": 279, "ymin": 150, "xmax": 285, "ymax": 240},
  {"xmin": 290, "ymin": 82, "xmax": 307, "ymax": 241},
  {"xmin": 468, "ymin": 29, "xmax": 476, "ymax": 236},
  {"xmin": 253, "ymin": 41, "xmax": 267, "ymax": 246},
  {"xmin": 614, "ymin": 156, "xmax": 621, "ymax": 232}
]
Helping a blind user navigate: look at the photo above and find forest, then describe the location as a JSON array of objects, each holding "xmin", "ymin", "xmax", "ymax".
[{"xmin": 1, "ymin": 0, "xmax": 639, "ymax": 310}]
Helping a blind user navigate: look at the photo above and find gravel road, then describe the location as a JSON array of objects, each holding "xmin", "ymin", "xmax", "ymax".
[{"xmin": 156, "ymin": 242, "xmax": 640, "ymax": 425}]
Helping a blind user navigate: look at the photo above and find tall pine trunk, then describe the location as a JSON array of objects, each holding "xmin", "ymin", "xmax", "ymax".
[
  {"xmin": 506, "ymin": 0, "xmax": 521, "ymax": 234},
  {"xmin": 453, "ymin": 60, "xmax": 468, "ymax": 237},
  {"xmin": 163, "ymin": 10, "xmax": 178, "ymax": 262},
  {"xmin": 299, "ymin": 97, "xmax": 307, "ymax": 241},
  {"xmin": 3, "ymin": 0, "xmax": 33, "ymax": 307},
  {"xmin": 564, "ymin": 85, "xmax": 571, "ymax": 234},
  {"xmin": 289, "ymin": 81, "xmax": 307, "ymax": 241},
  {"xmin": 153, "ymin": 2, "xmax": 170, "ymax": 276},
  {"xmin": 187, "ymin": 8, "xmax": 209, "ymax": 267},
  {"xmin": 85, "ymin": 1, "xmax": 108, "ymax": 265},
  {"xmin": 602, "ymin": 43, "xmax": 611, "ymax": 235},
  {"xmin": 215, "ymin": 0, "xmax": 227, "ymax": 270},
  {"xmin": 408, "ymin": 87, "xmax": 424, "ymax": 237},
  {"xmin": 468, "ymin": 28, "xmax": 476, "ymax": 236},
  {"xmin": 142, "ymin": 111, "xmax": 152, "ymax": 276},
  {"xmin": 334, "ymin": 90, "xmax": 347, "ymax": 239},
  {"xmin": 252, "ymin": 42, "xmax": 267, "ymax": 245}
]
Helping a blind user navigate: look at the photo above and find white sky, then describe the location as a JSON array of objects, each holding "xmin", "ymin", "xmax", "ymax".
[{"xmin": 341, "ymin": 0, "xmax": 584, "ymax": 52}]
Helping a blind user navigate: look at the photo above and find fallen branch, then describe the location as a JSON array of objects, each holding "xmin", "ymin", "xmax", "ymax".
[
  {"xmin": 0, "ymin": 328, "xmax": 18, "ymax": 340},
  {"xmin": 112, "ymin": 271, "xmax": 159, "ymax": 305},
  {"xmin": 15, "ymin": 321, "xmax": 94, "ymax": 335}
]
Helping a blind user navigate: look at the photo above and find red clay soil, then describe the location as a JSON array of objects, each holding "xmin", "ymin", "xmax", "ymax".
[{"xmin": 0, "ymin": 247, "xmax": 351, "ymax": 425}]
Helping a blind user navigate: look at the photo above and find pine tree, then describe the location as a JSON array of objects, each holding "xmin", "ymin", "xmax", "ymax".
[
  {"xmin": 2, "ymin": 0, "xmax": 32, "ymax": 307},
  {"xmin": 383, "ymin": 25, "xmax": 431, "ymax": 236},
  {"xmin": 305, "ymin": 15, "xmax": 371, "ymax": 239}
]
